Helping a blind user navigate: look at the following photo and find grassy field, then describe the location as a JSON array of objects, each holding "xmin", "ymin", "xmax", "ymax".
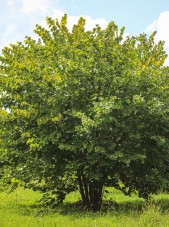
[{"xmin": 0, "ymin": 186, "xmax": 169, "ymax": 227}]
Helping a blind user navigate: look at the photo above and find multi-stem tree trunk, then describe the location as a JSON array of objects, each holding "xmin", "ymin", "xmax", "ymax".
[{"xmin": 77, "ymin": 170, "xmax": 104, "ymax": 211}]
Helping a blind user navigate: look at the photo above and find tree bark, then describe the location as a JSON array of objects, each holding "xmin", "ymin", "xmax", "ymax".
[{"xmin": 77, "ymin": 171, "xmax": 104, "ymax": 211}]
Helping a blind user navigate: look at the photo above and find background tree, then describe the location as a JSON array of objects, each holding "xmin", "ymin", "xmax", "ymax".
[{"xmin": 0, "ymin": 15, "xmax": 169, "ymax": 211}]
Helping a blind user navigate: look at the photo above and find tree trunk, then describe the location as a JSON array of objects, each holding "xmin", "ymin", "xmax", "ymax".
[{"xmin": 77, "ymin": 170, "xmax": 104, "ymax": 211}]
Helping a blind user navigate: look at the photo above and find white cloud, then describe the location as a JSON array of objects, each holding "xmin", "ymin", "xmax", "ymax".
[
  {"xmin": 6, "ymin": 0, "xmax": 14, "ymax": 6},
  {"xmin": 20, "ymin": 0, "xmax": 49, "ymax": 14},
  {"xmin": 147, "ymin": 11, "xmax": 169, "ymax": 65}
]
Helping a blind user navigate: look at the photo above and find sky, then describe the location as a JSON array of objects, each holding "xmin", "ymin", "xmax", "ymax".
[{"xmin": 0, "ymin": 0, "xmax": 169, "ymax": 64}]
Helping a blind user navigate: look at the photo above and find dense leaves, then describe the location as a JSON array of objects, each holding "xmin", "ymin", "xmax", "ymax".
[{"xmin": 0, "ymin": 15, "xmax": 169, "ymax": 211}]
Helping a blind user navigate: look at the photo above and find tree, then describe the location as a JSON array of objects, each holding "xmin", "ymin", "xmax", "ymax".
[{"xmin": 0, "ymin": 15, "xmax": 169, "ymax": 211}]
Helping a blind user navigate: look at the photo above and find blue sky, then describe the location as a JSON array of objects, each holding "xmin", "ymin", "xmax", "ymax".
[{"xmin": 1, "ymin": 0, "xmax": 169, "ymax": 64}]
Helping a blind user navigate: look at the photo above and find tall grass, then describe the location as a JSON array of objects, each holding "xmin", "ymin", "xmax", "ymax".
[{"xmin": 0, "ymin": 186, "xmax": 169, "ymax": 227}]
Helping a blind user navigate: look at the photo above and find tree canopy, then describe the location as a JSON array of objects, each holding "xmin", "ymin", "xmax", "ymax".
[{"xmin": 0, "ymin": 15, "xmax": 169, "ymax": 211}]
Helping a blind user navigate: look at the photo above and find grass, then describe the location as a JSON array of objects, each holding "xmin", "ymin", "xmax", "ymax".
[{"xmin": 0, "ymin": 186, "xmax": 169, "ymax": 227}]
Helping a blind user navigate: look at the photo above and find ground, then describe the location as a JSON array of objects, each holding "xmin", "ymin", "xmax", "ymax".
[{"xmin": 0, "ymin": 186, "xmax": 169, "ymax": 227}]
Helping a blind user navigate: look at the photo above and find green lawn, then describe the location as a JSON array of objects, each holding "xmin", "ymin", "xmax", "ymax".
[{"xmin": 0, "ymin": 186, "xmax": 169, "ymax": 227}]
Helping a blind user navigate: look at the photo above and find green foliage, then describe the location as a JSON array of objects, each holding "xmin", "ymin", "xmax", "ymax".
[{"xmin": 0, "ymin": 14, "xmax": 169, "ymax": 211}]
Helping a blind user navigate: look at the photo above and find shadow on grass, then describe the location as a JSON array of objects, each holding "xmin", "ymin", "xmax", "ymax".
[
  {"xmin": 58, "ymin": 200, "xmax": 145, "ymax": 215},
  {"xmin": 152, "ymin": 197, "xmax": 169, "ymax": 212},
  {"xmin": 14, "ymin": 196, "xmax": 169, "ymax": 218}
]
